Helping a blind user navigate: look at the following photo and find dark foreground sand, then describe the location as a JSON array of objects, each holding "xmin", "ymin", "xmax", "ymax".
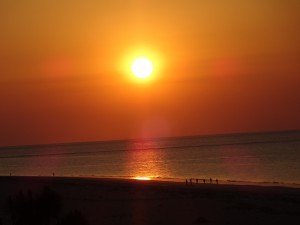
[{"xmin": 0, "ymin": 176, "xmax": 300, "ymax": 225}]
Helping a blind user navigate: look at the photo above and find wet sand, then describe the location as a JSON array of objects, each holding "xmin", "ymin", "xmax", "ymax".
[{"xmin": 0, "ymin": 176, "xmax": 300, "ymax": 225}]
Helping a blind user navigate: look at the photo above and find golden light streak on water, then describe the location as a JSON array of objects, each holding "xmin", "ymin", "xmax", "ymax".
[{"xmin": 133, "ymin": 177, "xmax": 151, "ymax": 180}]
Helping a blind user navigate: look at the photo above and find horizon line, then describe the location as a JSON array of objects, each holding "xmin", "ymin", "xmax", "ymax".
[{"xmin": 1, "ymin": 129, "xmax": 299, "ymax": 149}]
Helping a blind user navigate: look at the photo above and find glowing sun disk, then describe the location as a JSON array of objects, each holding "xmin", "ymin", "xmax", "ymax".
[{"xmin": 131, "ymin": 57, "xmax": 153, "ymax": 79}]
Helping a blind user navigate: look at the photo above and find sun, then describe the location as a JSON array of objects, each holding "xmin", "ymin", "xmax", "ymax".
[{"xmin": 131, "ymin": 57, "xmax": 153, "ymax": 79}]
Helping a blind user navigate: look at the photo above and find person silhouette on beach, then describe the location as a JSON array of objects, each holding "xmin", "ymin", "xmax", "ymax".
[
  {"xmin": 196, "ymin": 178, "xmax": 198, "ymax": 183},
  {"xmin": 190, "ymin": 178, "xmax": 193, "ymax": 184},
  {"xmin": 203, "ymin": 179, "xmax": 206, "ymax": 184},
  {"xmin": 210, "ymin": 178, "xmax": 212, "ymax": 184},
  {"xmin": 216, "ymin": 179, "xmax": 218, "ymax": 184},
  {"xmin": 186, "ymin": 179, "xmax": 188, "ymax": 185}
]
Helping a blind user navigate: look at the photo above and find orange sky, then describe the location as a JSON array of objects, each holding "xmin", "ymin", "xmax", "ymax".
[{"xmin": 1, "ymin": 0, "xmax": 299, "ymax": 146}]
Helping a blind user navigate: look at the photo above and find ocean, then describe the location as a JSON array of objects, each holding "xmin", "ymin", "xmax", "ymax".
[{"xmin": 0, "ymin": 131, "xmax": 299, "ymax": 184}]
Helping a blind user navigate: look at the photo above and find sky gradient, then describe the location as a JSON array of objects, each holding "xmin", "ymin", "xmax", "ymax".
[{"xmin": 1, "ymin": 0, "xmax": 299, "ymax": 146}]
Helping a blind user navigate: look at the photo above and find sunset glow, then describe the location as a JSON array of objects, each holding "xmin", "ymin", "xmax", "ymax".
[
  {"xmin": 0, "ymin": 1, "xmax": 299, "ymax": 147},
  {"xmin": 0, "ymin": 2, "xmax": 299, "ymax": 224}
]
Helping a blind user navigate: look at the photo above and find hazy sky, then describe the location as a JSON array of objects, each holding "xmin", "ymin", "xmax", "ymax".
[{"xmin": 1, "ymin": 0, "xmax": 299, "ymax": 146}]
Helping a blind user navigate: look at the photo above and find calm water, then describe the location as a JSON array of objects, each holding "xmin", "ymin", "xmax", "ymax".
[{"xmin": 0, "ymin": 131, "xmax": 300, "ymax": 184}]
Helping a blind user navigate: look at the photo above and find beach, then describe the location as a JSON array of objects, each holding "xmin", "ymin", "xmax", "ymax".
[{"xmin": 0, "ymin": 176, "xmax": 299, "ymax": 225}]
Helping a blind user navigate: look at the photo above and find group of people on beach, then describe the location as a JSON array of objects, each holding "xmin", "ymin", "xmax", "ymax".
[{"xmin": 186, "ymin": 178, "xmax": 218, "ymax": 185}]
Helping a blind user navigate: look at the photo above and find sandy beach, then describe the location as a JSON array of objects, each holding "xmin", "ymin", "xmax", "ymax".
[{"xmin": 0, "ymin": 176, "xmax": 299, "ymax": 225}]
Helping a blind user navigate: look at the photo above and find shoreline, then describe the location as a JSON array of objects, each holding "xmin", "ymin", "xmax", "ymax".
[
  {"xmin": 88, "ymin": 175, "xmax": 300, "ymax": 189},
  {"xmin": 1, "ymin": 175, "xmax": 300, "ymax": 189}
]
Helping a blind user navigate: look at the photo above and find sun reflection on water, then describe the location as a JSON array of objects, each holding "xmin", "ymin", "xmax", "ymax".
[
  {"xmin": 133, "ymin": 177, "xmax": 151, "ymax": 180},
  {"xmin": 125, "ymin": 139, "xmax": 168, "ymax": 180}
]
